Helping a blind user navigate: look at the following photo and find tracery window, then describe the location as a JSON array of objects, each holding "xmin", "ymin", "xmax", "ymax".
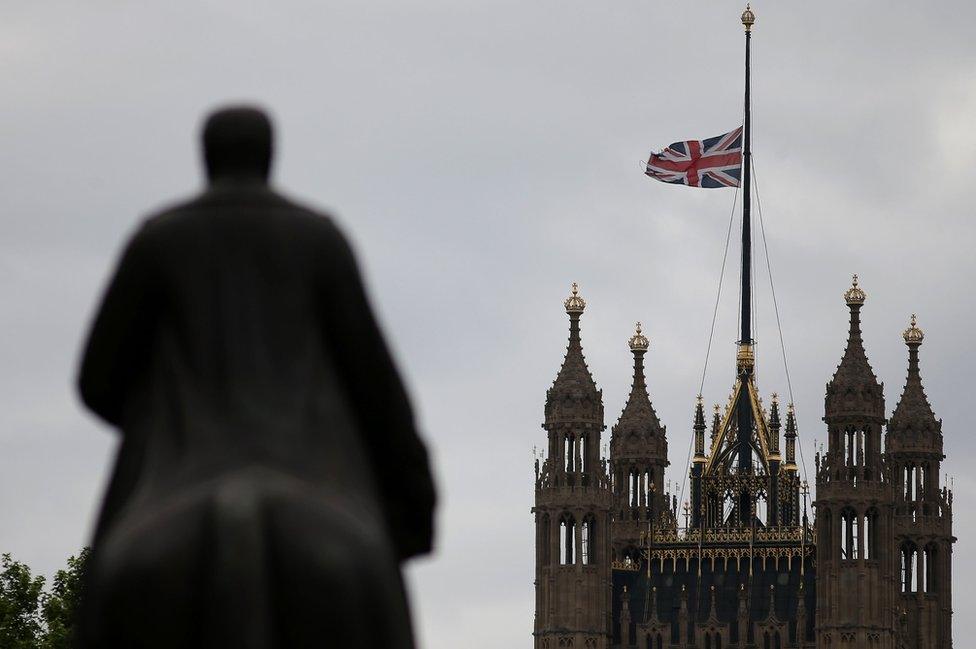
[
  {"xmin": 901, "ymin": 542, "xmax": 918, "ymax": 592},
  {"xmin": 840, "ymin": 507, "xmax": 859, "ymax": 560},
  {"xmin": 820, "ymin": 509, "xmax": 832, "ymax": 560},
  {"xmin": 925, "ymin": 543, "xmax": 937, "ymax": 592},
  {"xmin": 581, "ymin": 515, "xmax": 596, "ymax": 565},
  {"xmin": 559, "ymin": 514, "xmax": 576, "ymax": 565},
  {"xmin": 864, "ymin": 508, "xmax": 879, "ymax": 560},
  {"xmin": 629, "ymin": 468, "xmax": 640, "ymax": 507}
]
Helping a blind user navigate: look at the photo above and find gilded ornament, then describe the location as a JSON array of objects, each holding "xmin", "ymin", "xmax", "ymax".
[
  {"xmin": 628, "ymin": 321, "xmax": 649, "ymax": 351},
  {"xmin": 844, "ymin": 273, "xmax": 866, "ymax": 305},
  {"xmin": 903, "ymin": 313, "xmax": 924, "ymax": 344},
  {"xmin": 563, "ymin": 282, "xmax": 586, "ymax": 314}
]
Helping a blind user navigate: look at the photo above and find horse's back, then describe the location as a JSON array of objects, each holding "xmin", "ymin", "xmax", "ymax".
[{"xmin": 83, "ymin": 468, "xmax": 413, "ymax": 649}]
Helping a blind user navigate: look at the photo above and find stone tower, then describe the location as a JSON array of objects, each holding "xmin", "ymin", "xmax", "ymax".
[
  {"xmin": 815, "ymin": 276, "xmax": 897, "ymax": 647},
  {"xmin": 885, "ymin": 315, "xmax": 954, "ymax": 649},
  {"xmin": 533, "ymin": 284, "xmax": 613, "ymax": 649},
  {"xmin": 608, "ymin": 323, "xmax": 669, "ymax": 565}
]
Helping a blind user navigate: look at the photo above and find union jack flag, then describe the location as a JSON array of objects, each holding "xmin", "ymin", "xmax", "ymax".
[{"xmin": 645, "ymin": 127, "xmax": 742, "ymax": 188}]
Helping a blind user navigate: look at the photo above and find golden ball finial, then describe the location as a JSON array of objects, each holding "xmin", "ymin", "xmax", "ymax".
[
  {"xmin": 629, "ymin": 321, "xmax": 649, "ymax": 351},
  {"xmin": 903, "ymin": 313, "xmax": 924, "ymax": 345},
  {"xmin": 844, "ymin": 273, "xmax": 866, "ymax": 306},
  {"xmin": 741, "ymin": 3, "xmax": 756, "ymax": 31},
  {"xmin": 564, "ymin": 282, "xmax": 586, "ymax": 314}
]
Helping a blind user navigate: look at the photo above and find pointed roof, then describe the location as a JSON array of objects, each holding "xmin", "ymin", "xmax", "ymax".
[
  {"xmin": 611, "ymin": 322, "xmax": 666, "ymax": 458},
  {"xmin": 545, "ymin": 284, "xmax": 603, "ymax": 425},
  {"xmin": 825, "ymin": 275, "xmax": 885, "ymax": 421},
  {"xmin": 888, "ymin": 315, "xmax": 942, "ymax": 452}
]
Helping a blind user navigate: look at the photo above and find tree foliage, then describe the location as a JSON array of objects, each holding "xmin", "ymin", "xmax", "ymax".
[{"xmin": 0, "ymin": 549, "xmax": 89, "ymax": 649}]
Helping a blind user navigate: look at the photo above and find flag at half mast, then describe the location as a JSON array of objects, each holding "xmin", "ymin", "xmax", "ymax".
[{"xmin": 644, "ymin": 126, "xmax": 742, "ymax": 188}]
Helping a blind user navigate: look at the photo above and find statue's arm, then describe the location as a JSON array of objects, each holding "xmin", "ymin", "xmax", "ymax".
[
  {"xmin": 77, "ymin": 224, "xmax": 158, "ymax": 428},
  {"xmin": 320, "ymin": 224, "xmax": 436, "ymax": 562}
]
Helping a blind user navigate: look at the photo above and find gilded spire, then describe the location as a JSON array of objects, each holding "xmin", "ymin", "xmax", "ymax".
[
  {"xmin": 693, "ymin": 395, "xmax": 707, "ymax": 460},
  {"xmin": 769, "ymin": 393, "xmax": 781, "ymax": 429},
  {"xmin": 784, "ymin": 402, "xmax": 798, "ymax": 467},
  {"xmin": 769, "ymin": 393, "xmax": 781, "ymax": 454},
  {"xmin": 546, "ymin": 283, "xmax": 602, "ymax": 425},
  {"xmin": 612, "ymin": 321, "xmax": 665, "ymax": 454},
  {"xmin": 826, "ymin": 275, "xmax": 884, "ymax": 420},
  {"xmin": 889, "ymin": 314, "xmax": 941, "ymax": 446},
  {"xmin": 710, "ymin": 403, "xmax": 722, "ymax": 444}
]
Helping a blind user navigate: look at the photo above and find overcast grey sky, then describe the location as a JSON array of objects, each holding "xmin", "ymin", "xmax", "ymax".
[{"xmin": 2, "ymin": 2, "xmax": 974, "ymax": 647}]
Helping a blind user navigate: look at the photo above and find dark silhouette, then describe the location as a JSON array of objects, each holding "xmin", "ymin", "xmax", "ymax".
[{"xmin": 77, "ymin": 106, "xmax": 435, "ymax": 648}]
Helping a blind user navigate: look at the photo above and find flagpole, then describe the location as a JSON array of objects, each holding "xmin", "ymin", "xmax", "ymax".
[
  {"xmin": 741, "ymin": 4, "xmax": 753, "ymax": 348},
  {"xmin": 736, "ymin": 4, "xmax": 756, "ymax": 475}
]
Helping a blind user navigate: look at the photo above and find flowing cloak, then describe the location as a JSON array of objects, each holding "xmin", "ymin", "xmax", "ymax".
[{"xmin": 77, "ymin": 183, "xmax": 435, "ymax": 648}]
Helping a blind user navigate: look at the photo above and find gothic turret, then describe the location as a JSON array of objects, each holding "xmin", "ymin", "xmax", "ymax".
[
  {"xmin": 887, "ymin": 315, "xmax": 942, "ymax": 453},
  {"xmin": 824, "ymin": 274, "xmax": 885, "ymax": 423},
  {"xmin": 545, "ymin": 283, "xmax": 604, "ymax": 439},
  {"xmin": 609, "ymin": 323, "xmax": 669, "ymax": 562},
  {"xmin": 885, "ymin": 315, "xmax": 953, "ymax": 649},
  {"xmin": 534, "ymin": 284, "xmax": 612, "ymax": 649},
  {"xmin": 815, "ymin": 275, "xmax": 896, "ymax": 647}
]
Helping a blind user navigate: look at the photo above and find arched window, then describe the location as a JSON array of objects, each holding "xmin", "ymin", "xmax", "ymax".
[
  {"xmin": 863, "ymin": 426, "xmax": 873, "ymax": 478},
  {"xmin": 925, "ymin": 543, "xmax": 937, "ymax": 592},
  {"xmin": 864, "ymin": 508, "xmax": 879, "ymax": 560},
  {"xmin": 774, "ymin": 630, "xmax": 781, "ymax": 649},
  {"xmin": 705, "ymin": 633, "xmax": 712, "ymax": 649},
  {"xmin": 581, "ymin": 515, "xmax": 596, "ymax": 565},
  {"xmin": 820, "ymin": 509, "xmax": 832, "ymax": 560},
  {"xmin": 541, "ymin": 514, "xmax": 551, "ymax": 565},
  {"xmin": 840, "ymin": 508, "xmax": 859, "ymax": 560},
  {"xmin": 655, "ymin": 633, "xmax": 664, "ymax": 649},
  {"xmin": 901, "ymin": 543, "xmax": 918, "ymax": 592},
  {"xmin": 905, "ymin": 464, "xmax": 918, "ymax": 501},
  {"xmin": 564, "ymin": 435, "xmax": 573, "ymax": 472},
  {"xmin": 629, "ymin": 468, "xmax": 640, "ymax": 507},
  {"xmin": 559, "ymin": 514, "xmax": 575, "ymax": 565},
  {"xmin": 763, "ymin": 630, "xmax": 771, "ymax": 649}
]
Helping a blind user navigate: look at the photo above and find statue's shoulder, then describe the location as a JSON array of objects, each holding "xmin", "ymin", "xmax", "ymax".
[{"xmin": 137, "ymin": 187, "xmax": 342, "ymax": 238}]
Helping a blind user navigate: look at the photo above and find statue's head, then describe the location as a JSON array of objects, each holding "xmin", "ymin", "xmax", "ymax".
[{"xmin": 202, "ymin": 105, "xmax": 273, "ymax": 183}]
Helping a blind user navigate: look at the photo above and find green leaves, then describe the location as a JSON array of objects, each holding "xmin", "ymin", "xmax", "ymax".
[{"xmin": 0, "ymin": 550, "xmax": 89, "ymax": 649}]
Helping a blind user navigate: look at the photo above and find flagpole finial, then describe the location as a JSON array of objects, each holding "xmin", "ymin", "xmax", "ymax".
[{"xmin": 741, "ymin": 4, "xmax": 756, "ymax": 32}]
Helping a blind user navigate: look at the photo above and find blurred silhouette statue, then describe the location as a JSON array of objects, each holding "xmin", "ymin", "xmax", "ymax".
[{"xmin": 77, "ymin": 106, "xmax": 435, "ymax": 649}]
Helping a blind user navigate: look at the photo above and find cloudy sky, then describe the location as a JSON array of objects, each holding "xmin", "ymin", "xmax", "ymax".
[{"xmin": 2, "ymin": 1, "xmax": 974, "ymax": 646}]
